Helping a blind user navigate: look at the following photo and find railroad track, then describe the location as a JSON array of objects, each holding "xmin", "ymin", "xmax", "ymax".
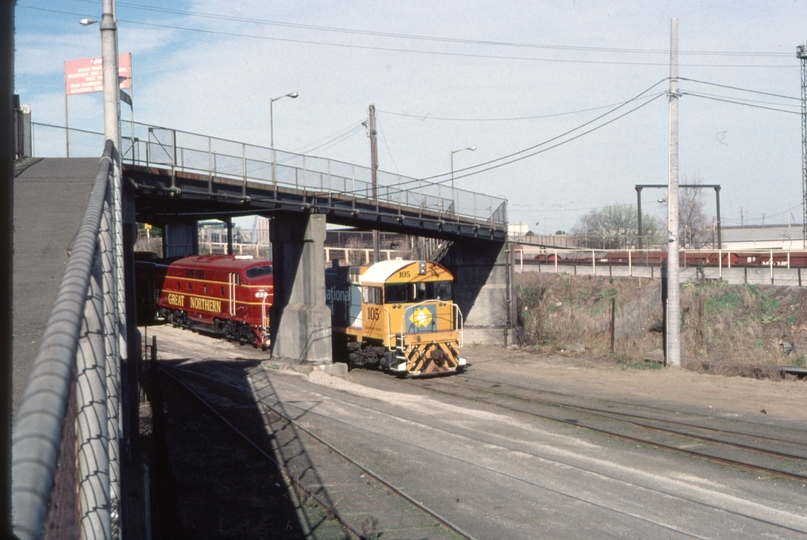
[
  {"xmin": 158, "ymin": 360, "xmax": 475, "ymax": 540},
  {"xmin": 403, "ymin": 372, "xmax": 807, "ymax": 483}
]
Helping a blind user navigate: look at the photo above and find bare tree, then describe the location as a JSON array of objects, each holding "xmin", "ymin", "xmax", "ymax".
[
  {"xmin": 571, "ymin": 203, "xmax": 660, "ymax": 249},
  {"xmin": 678, "ymin": 175, "xmax": 713, "ymax": 248}
]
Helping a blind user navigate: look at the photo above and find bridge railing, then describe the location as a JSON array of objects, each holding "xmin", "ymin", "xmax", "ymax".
[
  {"xmin": 134, "ymin": 124, "xmax": 507, "ymax": 228},
  {"xmin": 13, "ymin": 141, "xmax": 123, "ymax": 540},
  {"xmin": 29, "ymin": 121, "xmax": 507, "ymax": 228}
]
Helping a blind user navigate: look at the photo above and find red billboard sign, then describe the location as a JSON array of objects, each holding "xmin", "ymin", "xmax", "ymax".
[{"xmin": 64, "ymin": 54, "xmax": 131, "ymax": 96}]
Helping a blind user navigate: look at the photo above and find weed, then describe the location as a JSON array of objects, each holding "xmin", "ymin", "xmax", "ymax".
[
  {"xmin": 361, "ymin": 517, "xmax": 381, "ymax": 540},
  {"xmin": 704, "ymin": 291, "xmax": 739, "ymax": 314}
]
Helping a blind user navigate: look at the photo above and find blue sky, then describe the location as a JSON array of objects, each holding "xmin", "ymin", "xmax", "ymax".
[{"xmin": 13, "ymin": 1, "xmax": 807, "ymax": 234}]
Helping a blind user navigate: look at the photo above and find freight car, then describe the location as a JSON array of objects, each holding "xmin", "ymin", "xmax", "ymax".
[
  {"xmin": 136, "ymin": 254, "xmax": 273, "ymax": 349},
  {"xmin": 532, "ymin": 250, "xmax": 807, "ymax": 268},
  {"xmin": 325, "ymin": 259, "xmax": 466, "ymax": 376}
]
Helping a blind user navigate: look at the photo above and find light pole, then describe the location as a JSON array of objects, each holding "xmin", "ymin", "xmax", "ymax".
[
  {"xmin": 450, "ymin": 146, "xmax": 476, "ymax": 207},
  {"xmin": 270, "ymin": 91, "xmax": 298, "ymax": 183}
]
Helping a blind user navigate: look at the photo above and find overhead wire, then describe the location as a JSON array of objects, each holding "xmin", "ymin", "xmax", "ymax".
[
  {"xmin": 375, "ymin": 114, "xmax": 401, "ymax": 175},
  {"xmin": 66, "ymin": 0, "xmax": 794, "ymax": 58},
  {"xmin": 418, "ymin": 78, "xmax": 671, "ymax": 183},
  {"xmin": 19, "ymin": 4, "xmax": 798, "ymax": 68},
  {"xmin": 292, "ymin": 122, "xmax": 365, "ymax": 155},
  {"xmin": 377, "ymin": 95, "xmax": 665, "ymax": 122},
  {"xmin": 436, "ymin": 92, "xmax": 668, "ymax": 186},
  {"xmin": 677, "ymin": 78, "xmax": 800, "ymax": 100},
  {"xmin": 679, "ymin": 92, "xmax": 800, "ymax": 115}
]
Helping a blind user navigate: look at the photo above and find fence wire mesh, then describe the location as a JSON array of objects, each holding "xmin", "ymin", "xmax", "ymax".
[{"xmin": 13, "ymin": 141, "xmax": 123, "ymax": 540}]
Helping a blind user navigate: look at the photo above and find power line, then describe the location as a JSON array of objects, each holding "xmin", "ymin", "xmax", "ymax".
[
  {"xmin": 419, "ymin": 79, "xmax": 671, "ymax": 182},
  {"xmin": 67, "ymin": 0, "xmax": 795, "ymax": 58},
  {"xmin": 354, "ymin": 85, "xmax": 667, "ymax": 198},
  {"xmin": 292, "ymin": 122, "xmax": 365, "ymax": 155},
  {"xmin": 377, "ymin": 94, "xmax": 664, "ymax": 122},
  {"xmin": 678, "ymin": 90, "xmax": 799, "ymax": 109},
  {"xmin": 680, "ymin": 92, "xmax": 800, "ymax": 115},
  {"xmin": 678, "ymin": 77, "xmax": 800, "ymax": 100},
  {"xmin": 375, "ymin": 114, "xmax": 401, "ymax": 175},
  {"xmin": 439, "ymin": 93, "xmax": 667, "ymax": 186},
  {"xmin": 18, "ymin": 4, "xmax": 799, "ymax": 68}
]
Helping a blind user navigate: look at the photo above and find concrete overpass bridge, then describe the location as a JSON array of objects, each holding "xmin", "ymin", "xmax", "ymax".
[{"xmin": 123, "ymin": 124, "xmax": 512, "ymax": 361}]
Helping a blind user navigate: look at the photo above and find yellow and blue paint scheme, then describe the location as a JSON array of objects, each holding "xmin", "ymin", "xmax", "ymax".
[{"xmin": 326, "ymin": 259, "xmax": 466, "ymax": 376}]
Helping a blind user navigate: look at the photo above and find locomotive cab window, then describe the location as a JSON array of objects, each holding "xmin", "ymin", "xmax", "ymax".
[
  {"xmin": 384, "ymin": 281, "xmax": 452, "ymax": 303},
  {"xmin": 385, "ymin": 283, "xmax": 409, "ymax": 303},
  {"xmin": 245, "ymin": 265, "xmax": 272, "ymax": 279},
  {"xmin": 363, "ymin": 286, "xmax": 382, "ymax": 304},
  {"xmin": 428, "ymin": 281, "xmax": 452, "ymax": 301}
]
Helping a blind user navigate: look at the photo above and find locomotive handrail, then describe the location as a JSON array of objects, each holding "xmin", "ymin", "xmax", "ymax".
[{"xmin": 12, "ymin": 141, "xmax": 124, "ymax": 540}]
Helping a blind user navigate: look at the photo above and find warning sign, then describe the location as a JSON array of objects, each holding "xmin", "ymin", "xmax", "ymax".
[{"xmin": 64, "ymin": 54, "xmax": 131, "ymax": 96}]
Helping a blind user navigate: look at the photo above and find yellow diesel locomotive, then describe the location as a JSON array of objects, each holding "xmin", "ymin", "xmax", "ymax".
[{"xmin": 325, "ymin": 259, "xmax": 466, "ymax": 376}]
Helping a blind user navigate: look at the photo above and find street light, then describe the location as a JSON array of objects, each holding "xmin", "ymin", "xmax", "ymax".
[
  {"xmin": 450, "ymin": 145, "xmax": 476, "ymax": 203},
  {"xmin": 269, "ymin": 91, "xmax": 298, "ymax": 183},
  {"xmin": 79, "ymin": 18, "xmax": 98, "ymax": 26}
]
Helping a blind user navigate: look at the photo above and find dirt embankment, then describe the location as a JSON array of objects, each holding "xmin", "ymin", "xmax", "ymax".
[{"xmin": 515, "ymin": 273, "xmax": 807, "ymax": 371}]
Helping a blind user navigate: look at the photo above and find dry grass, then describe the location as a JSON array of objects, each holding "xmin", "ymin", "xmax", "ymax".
[{"xmin": 515, "ymin": 273, "xmax": 807, "ymax": 368}]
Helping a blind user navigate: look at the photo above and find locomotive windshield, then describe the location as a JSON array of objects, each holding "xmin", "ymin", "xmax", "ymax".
[
  {"xmin": 245, "ymin": 265, "xmax": 272, "ymax": 279},
  {"xmin": 385, "ymin": 281, "xmax": 452, "ymax": 303}
]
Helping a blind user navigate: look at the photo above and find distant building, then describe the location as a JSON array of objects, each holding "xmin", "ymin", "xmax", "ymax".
[{"xmin": 720, "ymin": 225, "xmax": 805, "ymax": 250}]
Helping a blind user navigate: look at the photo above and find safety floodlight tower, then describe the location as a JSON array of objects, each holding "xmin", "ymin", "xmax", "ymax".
[{"xmin": 798, "ymin": 44, "xmax": 807, "ymax": 247}]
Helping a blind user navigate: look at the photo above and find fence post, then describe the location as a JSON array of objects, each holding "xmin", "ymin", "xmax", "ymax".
[
  {"xmin": 242, "ymin": 143, "xmax": 247, "ymax": 196},
  {"xmin": 610, "ymin": 297, "xmax": 616, "ymax": 354},
  {"xmin": 101, "ymin": 192, "xmax": 120, "ymax": 534},
  {"xmin": 170, "ymin": 129, "xmax": 177, "ymax": 188}
]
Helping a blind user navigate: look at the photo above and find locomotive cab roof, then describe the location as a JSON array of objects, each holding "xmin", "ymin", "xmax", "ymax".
[{"xmin": 359, "ymin": 260, "xmax": 452, "ymax": 285}]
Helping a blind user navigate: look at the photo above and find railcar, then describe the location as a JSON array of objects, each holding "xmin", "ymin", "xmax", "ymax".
[
  {"xmin": 326, "ymin": 259, "xmax": 466, "ymax": 376},
  {"xmin": 136, "ymin": 254, "xmax": 273, "ymax": 349}
]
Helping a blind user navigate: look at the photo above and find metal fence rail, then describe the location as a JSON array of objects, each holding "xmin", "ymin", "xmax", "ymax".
[
  {"xmin": 12, "ymin": 141, "xmax": 123, "ymax": 540},
  {"xmin": 31, "ymin": 121, "xmax": 508, "ymax": 229}
]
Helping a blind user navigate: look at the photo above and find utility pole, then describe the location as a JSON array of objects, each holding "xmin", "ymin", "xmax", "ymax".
[
  {"xmin": 101, "ymin": 0, "xmax": 124, "ymax": 524},
  {"xmin": 666, "ymin": 18, "xmax": 681, "ymax": 367},
  {"xmin": 369, "ymin": 104, "xmax": 380, "ymax": 263},
  {"xmin": 798, "ymin": 44, "xmax": 807, "ymax": 247}
]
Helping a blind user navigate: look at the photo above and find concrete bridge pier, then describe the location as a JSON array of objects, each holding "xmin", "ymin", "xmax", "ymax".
[
  {"xmin": 270, "ymin": 213, "xmax": 333, "ymax": 364},
  {"xmin": 443, "ymin": 239, "xmax": 516, "ymax": 345},
  {"xmin": 162, "ymin": 220, "xmax": 198, "ymax": 257}
]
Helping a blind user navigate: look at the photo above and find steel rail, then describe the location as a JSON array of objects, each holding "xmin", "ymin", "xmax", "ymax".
[
  {"xmin": 457, "ymin": 374, "xmax": 807, "ymax": 447},
  {"xmin": 157, "ymin": 366, "xmax": 366, "ymax": 539},
  {"xmin": 161, "ymin": 362, "xmax": 478, "ymax": 540},
  {"xmin": 408, "ymin": 378, "xmax": 807, "ymax": 483}
]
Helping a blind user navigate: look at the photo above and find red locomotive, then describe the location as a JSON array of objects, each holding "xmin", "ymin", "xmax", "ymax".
[{"xmin": 136, "ymin": 254, "xmax": 273, "ymax": 349}]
